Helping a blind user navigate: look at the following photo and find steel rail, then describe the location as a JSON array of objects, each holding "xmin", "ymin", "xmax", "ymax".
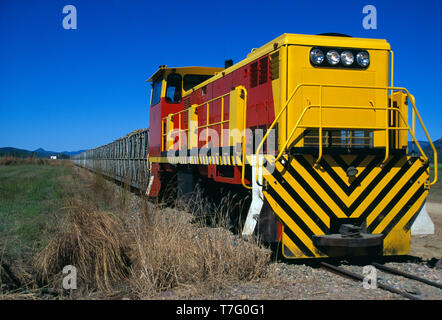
[
  {"xmin": 371, "ymin": 262, "xmax": 442, "ymax": 290},
  {"xmin": 320, "ymin": 262, "xmax": 421, "ymax": 300}
]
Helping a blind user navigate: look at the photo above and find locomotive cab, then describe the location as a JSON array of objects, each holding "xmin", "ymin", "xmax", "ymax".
[
  {"xmin": 146, "ymin": 66, "xmax": 223, "ymax": 197},
  {"xmin": 147, "ymin": 66, "xmax": 223, "ymax": 158}
]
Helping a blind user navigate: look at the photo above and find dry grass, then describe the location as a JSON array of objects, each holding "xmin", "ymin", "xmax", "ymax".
[
  {"xmin": 34, "ymin": 200, "xmax": 131, "ymax": 294},
  {"xmin": 24, "ymin": 164, "xmax": 271, "ymax": 298},
  {"xmin": 129, "ymin": 201, "xmax": 270, "ymax": 297}
]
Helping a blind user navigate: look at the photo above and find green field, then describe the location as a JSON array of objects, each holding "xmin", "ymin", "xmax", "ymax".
[
  {"xmin": 427, "ymin": 165, "xmax": 442, "ymax": 203},
  {"xmin": 0, "ymin": 163, "xmax": 74, "ymax": 262}
]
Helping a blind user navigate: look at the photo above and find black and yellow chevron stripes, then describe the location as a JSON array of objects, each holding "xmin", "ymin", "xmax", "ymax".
[{"xmin": 262, "ymin": 153, "xmax": 429, "ymax": 258}]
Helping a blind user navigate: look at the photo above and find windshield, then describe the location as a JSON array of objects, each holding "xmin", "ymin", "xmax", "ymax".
[
  {"xmin": 165, "ymin": 73, "xmax": 182, "ymax": 103},
  {"xmin": 150, "ymin": 79, "xmax": 162, "ymax": 107}
]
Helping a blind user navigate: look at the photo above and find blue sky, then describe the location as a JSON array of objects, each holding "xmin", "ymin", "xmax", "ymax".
[{"xmin": 0, "ymin": 0, "xmax": 441, "ymax": 151}]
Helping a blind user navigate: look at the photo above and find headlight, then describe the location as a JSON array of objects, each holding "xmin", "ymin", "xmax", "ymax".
[
  {"xmin": 356, "ymin": 51, "xmax": 370, "ymax": 67},
  {"xmin": 310, "ymin": 49, "xmax": 324, "ymax": 65},
  {"xmin": 341, "ymin": 51, "xmax": 354, "ymax": 66},
  {"xmin": 326, "ymin": 50, "xmax": 340, "ymax": 65}
]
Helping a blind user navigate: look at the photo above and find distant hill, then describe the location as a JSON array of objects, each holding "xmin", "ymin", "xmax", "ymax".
[
  {"xmin": 425, "ymin": 138, "xmax": 442, "ymax": 164},
  {"xmin": 0, "ymin": 147, "xmax": 35, "ymax": 158},
  {"xmin": 60, "ymin": 150, "xmax": 88, "ymax": 157},
  {"xmin": 0, "ymin": 147, "xmax": 86, "ymax": 159},
  {"xmin": 408, "ymin": 140, "xmax": 430, "ymax": 150},
  {"xmin": 409, "ymin": 138, "xmax": 442, "ymax": 164}
]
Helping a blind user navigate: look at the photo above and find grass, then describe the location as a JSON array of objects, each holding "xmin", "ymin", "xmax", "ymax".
[
  {"xmin": 128, "ymin": 203, "xmax": 269, "ymax": 297},
  {"xmin": 427, "ymin": 164, "xmax": 442, "ymax": 203},
  {"xmin": 0, "ymin": 158, "xmax": 271, "ymax": 299},
  {"xmin": 428, "ymin": 177, "xmax": 442, "ymax": 204},
  {"xmin": 34, "ymin": 202, "xmax": 132, "ymax": 293},
  {"xmin": 0, "ymin": 161, "xmax": 74, "ymax": 262}
]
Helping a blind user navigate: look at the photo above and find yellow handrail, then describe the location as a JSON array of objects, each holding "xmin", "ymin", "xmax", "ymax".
[
  {"xmin": 405, "ymin": 91, "xmax": 438, "ymax": 185},
  {"xmin": 255, "ymin": 83, "xmax": 437, "ymax": 186},
  {"xmin": 240, "ymin": 87, "xmax": 252, "ymax": 189},
  {"xmin": 255, "ymin": 83, "xmax": 309, "ymax": 163},
  {"xmin": 279, "ymin": 105, "xmax": 410, "ymax": 162},
  {"xmin": 162, "ymin": 92, "xmax": 231, "ymax": 153},
  {"xmin": 161, "ymin": 86, "xmax": 253, "ymax": 188},
  {"xmin": 318, "ymin": 85, "xmax": 323, "ymax": 166}
]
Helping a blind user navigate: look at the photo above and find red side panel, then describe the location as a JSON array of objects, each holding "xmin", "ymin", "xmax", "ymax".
[
  {"xmin": 149, "ymin": 103, "xmax": 162, "ymax": 157},
  {"xmin": 149, "ymin": 98, "xmax": 184, "ymax": 156},
  {"xmin": 181, "ymin": 54, "xmax": 276, "ymax": 184}
]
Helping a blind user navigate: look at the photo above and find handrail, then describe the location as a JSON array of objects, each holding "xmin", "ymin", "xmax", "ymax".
[
  {"xmin": 255, "ymin": 83, "xmax": 437, "ymax": 186},
  {"xmin": 405, "ymin": 91, "xmax": 438, "ymax": 185},
  {"xmin": 161, "ymin": 86, "xmax": 253, "ymax": 188},
  {"xmin": 239, "ymin": 87, "xmax": 252, "ymax": 189},
  {"xmin": 162, "ymin": 92, "xmax": 230, "ymax": 153},
  {"xmin": 255, "ymin": 83, "xmax": 310, "ymax": 165},
  {"xmin": 280, "ymin": 105, "xmax": 410, "ymax": 162}
]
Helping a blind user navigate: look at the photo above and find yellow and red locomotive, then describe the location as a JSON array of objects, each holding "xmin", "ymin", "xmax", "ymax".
[{"xmin": 143, "ymin": 33, "xmax": 437, "ymax": 259}]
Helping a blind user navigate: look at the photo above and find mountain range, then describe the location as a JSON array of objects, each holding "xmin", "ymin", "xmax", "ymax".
[
  {"xmin": 0, "ymin": 147, "xmax": 87, "ymax": 159},
  {"xmin": 413, "ymin": 138, "xmax": 442, "ymax": 164}
]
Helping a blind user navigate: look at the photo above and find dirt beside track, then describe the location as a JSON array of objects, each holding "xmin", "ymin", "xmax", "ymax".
[{"xmin": 409, "ymin": 202, "xmax": 442, "ymax": 260}]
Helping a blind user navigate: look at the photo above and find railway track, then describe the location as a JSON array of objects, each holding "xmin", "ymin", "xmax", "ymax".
[{"xmin": 320, "ymin": 261, "xmax": 442, "ymax": 300}]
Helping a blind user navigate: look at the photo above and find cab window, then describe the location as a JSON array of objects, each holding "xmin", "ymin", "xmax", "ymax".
[
  {"xmin": 150, "ymin": 79, "xmax": 162, "ymax": 107},
  {"xmin": 183, "ymin": 74, "xmax": 213, "ymax": 91},
  {"xmin": 165, "ymin": 73, "xmax": 182, "ymax": 103}
]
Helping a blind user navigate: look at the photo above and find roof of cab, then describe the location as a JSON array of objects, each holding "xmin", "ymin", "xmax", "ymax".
[{"xmin": 146, "ymin": 66, "xmax": 224, "ymax": 82}]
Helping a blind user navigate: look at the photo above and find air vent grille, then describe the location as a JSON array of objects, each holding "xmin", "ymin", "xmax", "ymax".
[{"xmin": 270, "ymin": 51, "xmax": 279, "ymax": 80}]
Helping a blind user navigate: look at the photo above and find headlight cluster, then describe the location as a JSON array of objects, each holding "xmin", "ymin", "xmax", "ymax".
[{"xmin": 310, "ymin": 47, "xmax": 370, "ymax": 68}]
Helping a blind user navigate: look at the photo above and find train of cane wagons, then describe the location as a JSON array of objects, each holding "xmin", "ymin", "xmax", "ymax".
[{"xmin": 72, "ymin": 33, "xmax": 438, "ymax": 259}]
